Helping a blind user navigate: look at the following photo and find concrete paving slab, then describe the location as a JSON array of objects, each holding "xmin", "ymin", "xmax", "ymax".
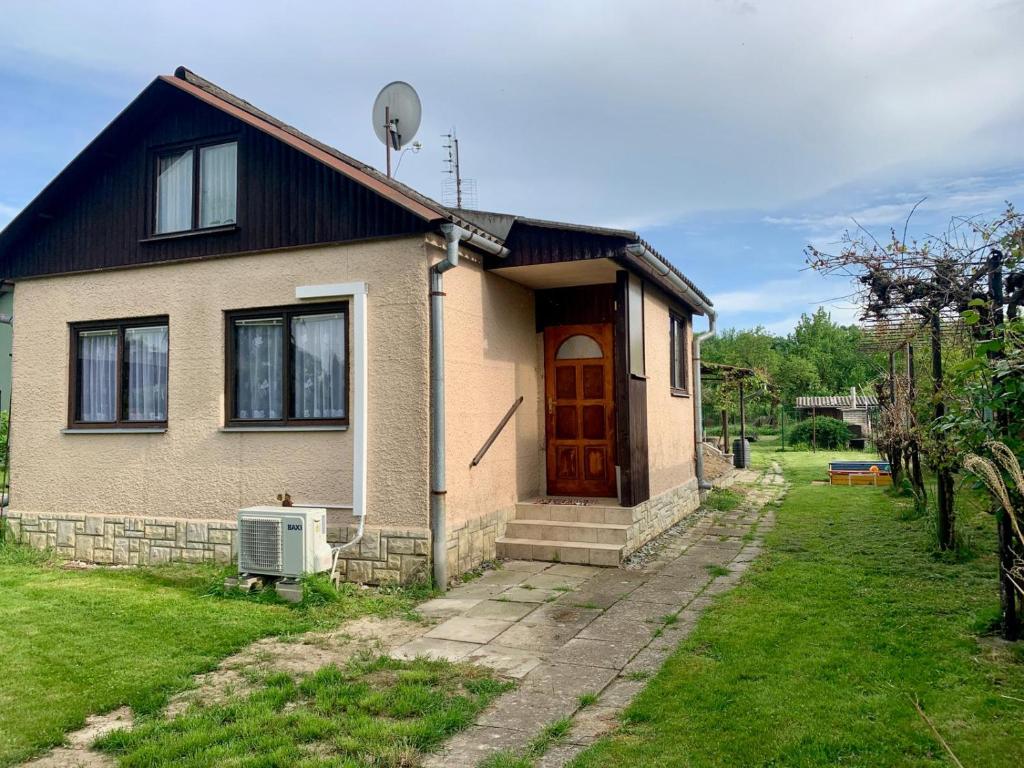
[
  {"xmin": 536, "ymin": 743, "xmax": 589, "ymax": 768},
  {"xmin": 500, "ymin": 560, "xmax": 553, "ymax": 573},
  {"xmin": 422, "ymin": 725, "xmax": 534, "ymax": 768},
  {"xmin": 391, "ymin": 637, "xmax": 480, "ymax": 662},
  {"xmin": 628, "ymin": 582, "xmax": 699, "ymax": 607},
  {"xmin": 416, "ymin": 598, "xmax": 484, "ymax": 618},
  {"xmin": 425, "ymin": 616, "xmax": 513, "ymax": 644},
  {"xmin": 492, "ymin": 622, "xmax": 580, "ymax": 653},
  {"xmin": 466, "ymin": 643, "xmax": 543, "ymax": 679},
  {"xmin": 551, "ymin": 636, "xmax": 647, "ymax": 669},
  {"xmin": 465, "ymin": 599, "xmax": 538, "ymax": 621},
  {"xmin": 477, "ymin": 689, "xmax": 578, "ymax": 732},
  {"xmin": 520, "ymin": 602, "xmax": 602, "ymax": 630},
  {"xmin": 501, "ymin": 586, "xmax": 559, "ymax": 603},
  {"xmin": 545, "ymin": 563, "xmax": 603, "ymax": 579},
  {"xmin": 565, "ymin": 705, "xmax": 620, "ymax": 745},
  {"xmin": 598, "ymin": 677, "xmax": 645, "ymax": 708},
  {"xmin": 520, "ymin": 573, "xmax": 589, "ymax": 590},
  {"xmin": 521, "ymin": 662, "xmax": 618, "ymax": 698},
  {"xmin": 474, "ymin": 569, "xmax": 532, "ymax": 587},
  {"xmin": 445, "ymin": 581, "xmax": 517, "ymax": 600},
  {"xmin": 575, "ymin": 614, "xmax": 658, "ymax": 643}
]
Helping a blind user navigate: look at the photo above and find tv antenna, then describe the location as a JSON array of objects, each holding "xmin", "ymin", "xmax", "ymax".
[
  {"xmin": 442, "ymin": 128, "xmax": 476, "ymax": 209},
  {"xmin": 372, "ymin": 81, "xmax": 422, "ymax": 177}
]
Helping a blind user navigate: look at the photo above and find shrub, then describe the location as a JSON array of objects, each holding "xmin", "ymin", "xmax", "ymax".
[{"xmin": 788, "ymin": 417, "xmax": 851, "ymax": 449}]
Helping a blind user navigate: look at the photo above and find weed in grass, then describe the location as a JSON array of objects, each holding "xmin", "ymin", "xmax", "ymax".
[
  {"xmin": 704, "ymin": 488, "xmax": 743, "ymax": 512},
  {"xmin": 578, "ymin": 692, "xmax": 599, "ymax": 709},
  {"xmin": 705, "ymin": 564, "xmax": 730, "ymax": 578},
  {"xmin": 96, "ymin": 655, "xmax": 514, "ymax": 767}
]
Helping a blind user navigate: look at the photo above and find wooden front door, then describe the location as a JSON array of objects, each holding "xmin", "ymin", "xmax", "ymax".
[{"xmin": 544, "ymin": 323, "xmax": 617, "ymax": 497}]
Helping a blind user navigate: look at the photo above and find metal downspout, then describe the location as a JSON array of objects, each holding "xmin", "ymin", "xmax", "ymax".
[
  {"xmin": 430, "ymin": 224, "xmax": 459, "ymax": 591},
  {"xmin": 429, "ymin": 223, "xmax": 509, "ymax": 591}
]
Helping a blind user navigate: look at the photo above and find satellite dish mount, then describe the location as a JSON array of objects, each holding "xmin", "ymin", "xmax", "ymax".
[{"xmin": 373, "ymin": 81, "xmax": 422, "ymax": 178}]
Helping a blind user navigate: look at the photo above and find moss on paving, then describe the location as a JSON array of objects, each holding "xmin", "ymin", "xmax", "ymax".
[
  {"xmin": 571, "ymin": 439, "xmax": 1024, "ymax": 767},
  {"xmin": 0, "ymin": 546, "xmax": 428, "ymax": 766},
  {"xmin": 95, "ymin": 655, "xmax": 512, "ymax": 768}
]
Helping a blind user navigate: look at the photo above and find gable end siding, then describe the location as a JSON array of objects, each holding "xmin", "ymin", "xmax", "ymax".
[{"xmin": 0, "ymin": 83, "xmax": 428, "ymax": 280}]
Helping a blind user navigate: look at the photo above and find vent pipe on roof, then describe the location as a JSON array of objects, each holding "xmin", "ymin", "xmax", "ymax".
[{"xmin": 624, "ymin": 243, "xmax": 717, "ymax": 491}]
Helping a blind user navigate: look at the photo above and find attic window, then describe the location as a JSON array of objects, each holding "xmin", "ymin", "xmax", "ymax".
[{"xmin": 154, "ymin": 140, "xmax": 237, "ymax": 234}]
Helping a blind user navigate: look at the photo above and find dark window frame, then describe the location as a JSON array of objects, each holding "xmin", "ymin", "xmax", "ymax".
[
  {"xmin": 150, "ymin": 135, "xmax": 239, "ymax": 237},
  {"xmin": 224, "ymin": 302, "xmax": 350, "ymax": 428},
  {"xmin": 67, "ymin": 315, "xmax": 170, "ymax": 429},
  {"xmin": 669, "ymin": 311, "xmax": 689, "ymax": 396}
]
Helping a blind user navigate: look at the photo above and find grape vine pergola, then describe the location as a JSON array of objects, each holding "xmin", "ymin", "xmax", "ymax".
[{"xmin": 808, "ymin": 206, "xmax": 1024, "ymax": 639}]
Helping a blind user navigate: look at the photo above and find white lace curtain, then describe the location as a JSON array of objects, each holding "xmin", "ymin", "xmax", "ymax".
[
  {"xmin": 235, "ymin": 318, "xmax": 283, "ymax": 419},
  {"xmin": 292, "ymin": 313, "xmax": 345, "ymax": 419},
  {"xmin": 200, "ymin": 143, "xmax": 237, "ymax": 228},
  {"xmin": 125, "ymin": 326, "xmax": 168, "ymax": 421},
  {"xmin": 78, "ymin": 330, "xmax": 117, "ymax": 422},
  {"xmin": 156, "ymin": 149, "xmax": 193, "ymax": 234}
]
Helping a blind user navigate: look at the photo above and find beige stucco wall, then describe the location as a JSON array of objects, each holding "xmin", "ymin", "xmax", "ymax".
[
  {"xmin": 643, "ymin": 285, "xmax": 697, "ymax": 497},
  {"xmin": 9, "ymin": 237, "xmax": 431, "ymax": 528},
  {"xmin": 438, "ymin": 242, "xmax": 542, "ymax": 527}
]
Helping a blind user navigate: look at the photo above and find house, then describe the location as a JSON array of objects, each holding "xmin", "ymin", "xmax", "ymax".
[
  {"xmin": 0, "ymin": 67, "xmax": 715, "ymax": 585},
  {"xmin": 795, "ymin": 389, "xmax": 879, "ymax": 437}
]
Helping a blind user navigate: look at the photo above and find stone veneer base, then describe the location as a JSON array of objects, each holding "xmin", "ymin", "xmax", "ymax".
[
  {"xmin": 3, "ymin": 510, "xmax": 430, "ymax": 586},
  {"xmin": 623, "ymin": 478, "xmax": 703, "ymax": 557}
]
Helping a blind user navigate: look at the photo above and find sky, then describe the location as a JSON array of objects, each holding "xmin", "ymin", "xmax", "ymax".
[{"xmin": 2, "ymin": 0, "xmax": 1023, "ymax": 335}]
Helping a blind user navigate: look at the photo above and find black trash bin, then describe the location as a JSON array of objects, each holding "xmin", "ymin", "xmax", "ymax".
[{"xmin": 732, "ymin": 438, "xmax": 751, "ymax": 469}]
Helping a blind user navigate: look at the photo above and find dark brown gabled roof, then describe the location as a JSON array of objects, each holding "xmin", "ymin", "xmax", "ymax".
[{"xmin": 166, "ymin": 68, "xmax": 502, "ymax": 246}]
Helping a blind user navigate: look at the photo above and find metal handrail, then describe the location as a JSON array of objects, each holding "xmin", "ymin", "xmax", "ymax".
[{"xmin": 470, "ymin": 396, "xmax": 524, "ymax": 468}]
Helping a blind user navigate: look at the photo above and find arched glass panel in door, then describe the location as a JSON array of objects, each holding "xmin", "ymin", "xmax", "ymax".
[{"xmin": 556, "ymin": 334, "xmax": 602, "ymax": 360}]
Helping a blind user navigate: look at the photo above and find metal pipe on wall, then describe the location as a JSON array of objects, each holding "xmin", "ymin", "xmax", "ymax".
[{"xmin": 430, "ymin": 223, "xmax": 508, "ymax": 591}]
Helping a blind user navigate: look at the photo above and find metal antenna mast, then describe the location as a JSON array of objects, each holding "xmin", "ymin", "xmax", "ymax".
[{"xmin": 443, "ymin": 128, "xmax": 462, "ymax": 208}]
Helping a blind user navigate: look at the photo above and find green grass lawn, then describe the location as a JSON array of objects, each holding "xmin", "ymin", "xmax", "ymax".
[
  {"xmin": 0, "ymin": 544, "xmax": 427, "ymax": 766},
  {"xmin": 95, "ymin": 655, "xmax": 512, "ymax": 768},
  {"xmin": 572, "ymin": 438, "xmax": 1024, "ymax": 767}
]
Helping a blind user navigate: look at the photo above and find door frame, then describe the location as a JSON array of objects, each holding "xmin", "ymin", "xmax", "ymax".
[{"xmin": 543, "ymin": 322, "xmax": 617, "ymax": 497}]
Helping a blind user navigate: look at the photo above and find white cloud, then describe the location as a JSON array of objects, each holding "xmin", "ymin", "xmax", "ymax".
[
  {"xmin": 711, "ymin": 272, "xmax": 861, "ymax": 335},
  {"xmin": 0, "ymin": 0, "xmax": 1022, "ymax": 228}
]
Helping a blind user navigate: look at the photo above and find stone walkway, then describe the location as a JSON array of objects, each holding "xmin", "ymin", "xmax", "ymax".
[{"xmin": 397, "ymin": 464, "xmax": 786, "ymax": 767}]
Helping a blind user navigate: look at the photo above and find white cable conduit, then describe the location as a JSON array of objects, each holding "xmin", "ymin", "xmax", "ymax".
[
  {"xmin": 624, "ymin": 243, "xmax": 718, "ymax": 490},
  {"xmin": 294, "ymin": 281, "xmax": 368, "ymax": 582}
]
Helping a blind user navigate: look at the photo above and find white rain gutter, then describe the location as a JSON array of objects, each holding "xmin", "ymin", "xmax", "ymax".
[
  {"xmin": 431, "ymin": 223, "xmax": 509, "ymax": 590},
  {"xmin": 295, "ymin": 281, "xmax": 368, "ymax": 578},
  {"xmin": 624, "ymin": 243, "xmax": 717, "ymax": 490}
]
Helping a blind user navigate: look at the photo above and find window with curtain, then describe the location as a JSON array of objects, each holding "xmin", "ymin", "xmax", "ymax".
[
  {"xmin": 154, "ymin": 140, "xmax": 237, "ymax": 235},
  {"xmin": 71, "ymin": 318, "xmax": 169, "ymax": 427},
  {"xmin": 670, "ymin": 312, "xmax": 688, "ymax": 393},
  {"xmin": 226, "ymin": 304, "xmax": 348, "ymax": 426}
]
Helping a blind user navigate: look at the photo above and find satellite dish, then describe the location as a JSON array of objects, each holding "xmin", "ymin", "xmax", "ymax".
[{"xmin": 372, "ymin": 81, "xmax": 421, "ymax": 151}]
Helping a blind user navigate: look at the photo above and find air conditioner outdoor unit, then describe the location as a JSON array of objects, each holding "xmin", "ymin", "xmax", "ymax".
[{"xmin": 237, "ymin": 506, "xmax": 333, "ymax": 579}]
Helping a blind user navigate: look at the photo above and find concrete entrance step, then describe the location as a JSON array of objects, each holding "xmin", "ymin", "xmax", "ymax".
[
  {"xmin": 496, "ymin": 536, "xmax": 623, "ymax": 567},
  {"xmin": 505, "ymin": 519, "xmax": 629, "ymax": 546},
  {"xmin": 515, "ymin": 499, "xmax": 633, "ymax": 526}
]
